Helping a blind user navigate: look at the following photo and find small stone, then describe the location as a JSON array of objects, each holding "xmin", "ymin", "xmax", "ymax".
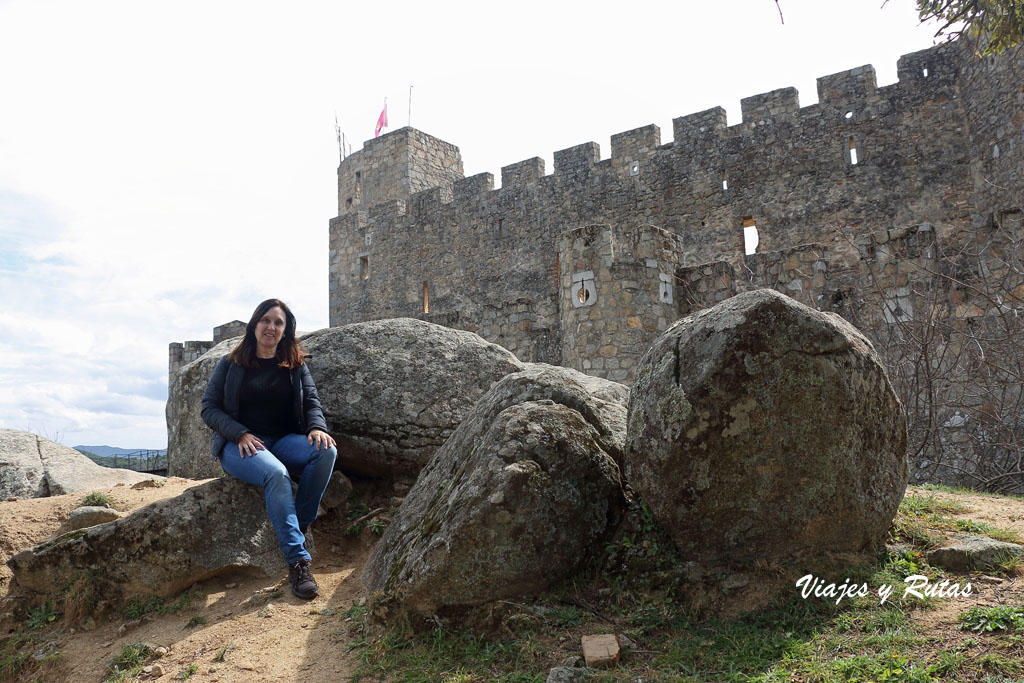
[
  {"xmin": 238, "ymin": 661, "xmax": 256, "ymax": 671},
  {"xmin": 225, "ymin": 583, "xmax": 237, "ymax": 589},
  {"xmin": 558, "ymin": 654, "xmax": 581, "ymax": 667},
  {"xmin": 357, "ymin": 597, "xmax": 366, "ymax": 607},
  {"xmin": 581, "ymin": 634, "xmax": 620, "ymax": 668},
  {"xmin": 617, "ymin": 634, "xmax": 637, "ymax": 652},
  {"xmin": 546, "ymin": 666, "xmax": 592, "ymax": 683},
  {"xmin": 150, "ymin": 663, "xmax": 164, "ymax": 676},
  {"xmin": 143, "ymin": 666, "xmax": 153, "ymax": 674},
  {"xmin": 154, "ymin": 646, "xmax": 168, "ymax": 657}
]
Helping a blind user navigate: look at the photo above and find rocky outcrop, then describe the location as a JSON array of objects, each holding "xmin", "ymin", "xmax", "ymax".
[
  {"xmin": 7, "ymin": 477, "xmax": 281, "ymax": 604},
  {"xmin": 364, "ymin": 364, "xmax": 627, "ymax": 618},
  {"xmin": 926, "ymin": 534, "xmax": 1024, "ymax": 572},
  {"xmin": 0, "ymin": 429, "xmax": 162, "ymax": 499},
  {"xmin": 168, "ymin": 319, "xmax": 525, "ymax": 478},
  {"xmin": 625, "ymin": 289, "xmax": 907, "ymax": 565}
]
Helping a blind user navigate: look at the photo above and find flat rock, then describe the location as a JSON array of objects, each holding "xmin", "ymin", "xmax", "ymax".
[
  {"xmin": 67, "ymin": 506, "xmax": 122, "ymax": 530},
  {"xmin": 364, "ymin": 364, "xmax": 627, "ymax": 617},
  {"xmin": 0, "ymin": 429, "xmax": 163, "ymax": 499},
  {"xmin": 625, "ymin": 289, "xmax": 907, "ymax": 565},
  {"xmin": 926, "ymin": 534, "xmax": 1024, "ymax": 572},
  {"xmin": 7, "ymin": 477, "xmax": 280, "ymax": 608},
  {"xmin": 167, "ymin": 319, "xmax": 525, "ymax": 478}
]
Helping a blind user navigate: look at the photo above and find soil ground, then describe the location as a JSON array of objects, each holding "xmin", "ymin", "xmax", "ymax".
[
  {"xmin": 1, "ymin": 482, "xmax": 1023, "ymax": 682},
  {"xmin": 0, "ymin": 477, "xmax": 377, "ymax": 682}
]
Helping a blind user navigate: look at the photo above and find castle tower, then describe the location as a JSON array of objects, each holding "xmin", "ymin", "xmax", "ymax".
[
  {"xmin": 337, "ymin": 127, "xmax": 464, "ymax": 215},
  {"xmin": 558, "ymin": 224, "xmax": 683, "ymax": 383}
]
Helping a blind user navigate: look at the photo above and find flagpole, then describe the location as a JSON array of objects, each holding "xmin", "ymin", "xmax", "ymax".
[{"xmin": 408, "ymin": 85, "xmax": 413, "ymax": 127}]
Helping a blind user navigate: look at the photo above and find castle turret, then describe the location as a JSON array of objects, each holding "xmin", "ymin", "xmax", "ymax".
[{"xmin": 337, "ymin": 127, "xmax": 464, "ymax": 215}]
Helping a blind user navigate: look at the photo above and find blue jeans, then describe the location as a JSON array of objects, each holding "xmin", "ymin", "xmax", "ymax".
[{"xmin": 220, "ymin": 433, "xmax": 338, "ymax": 564}]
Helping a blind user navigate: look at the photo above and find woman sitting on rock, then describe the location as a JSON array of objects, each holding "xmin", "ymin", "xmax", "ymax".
[{"xmin": 201, "ymin": 298, "xmax": 337, "ymax": 600}]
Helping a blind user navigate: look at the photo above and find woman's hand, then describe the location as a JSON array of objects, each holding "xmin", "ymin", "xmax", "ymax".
[
  {"xmin": 308, "ymin": 429, "xmax": 336, "ymax": 451},
  {"xmin": 236, "ymin": 432, "xmax": 265, "ymax": 457}
]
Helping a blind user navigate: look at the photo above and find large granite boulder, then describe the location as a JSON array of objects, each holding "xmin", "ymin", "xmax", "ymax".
[
  {"xmin": 625, "ymin": 289, "xmax": 907, "ymax": 565},
  {"xmin": 364, "ymin": 364, "xmax": 628, "ymax": 618},
  {"xmin": 7, "ymin": 477, "xmax": 280, "ymax": 605},
  {"xmin": 0, "ymin": 429, "xmax": 162, "ymax": 499},
  {"xmin": 168, "ymin": 319, "xmax": 525, "ymax": 478}
]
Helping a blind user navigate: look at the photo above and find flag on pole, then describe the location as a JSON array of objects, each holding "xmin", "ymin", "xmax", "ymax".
[{"xmin": 375, "ymin": 101, "xmax": 388, "ymax": 138}]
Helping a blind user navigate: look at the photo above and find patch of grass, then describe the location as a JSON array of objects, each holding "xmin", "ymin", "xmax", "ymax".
[
  {"xmin": 213, "ymin": 645, "xmax": 230, "ymax": 662},
  {"xmin": 184, "ymin": 615, "xmax": 207, "ymax": 629},
  {"xmin": 124, "ymin": 589, "xmax": 206, "ymax": 620},
  {"xmin": 960, "ymin": 604, "xmax": 1024, "ymax": 632},
  {"xmin": 899, "ymin": 493, "xmax": 967, "ymax": 516},
  {"xmin": 104, "ymin": 642, "xmax": 153, "ymax": 683},
  {"xmin": 921, "ymin": 484, "xmax": 1024, "ymax": 501},
  {"xmin": 79, "ymin": 492, "xmax": 113, "ymax": 508},
  {"xmin": 177, "ymin": 662, "xmax": 198, "ymax": 680},
  {"xmin": 0, "ymin": 630, "xmax": 37, "ymax": 680},
  {"xmin": 955, "ymin": 518, "xmax": 1022, "ymax": 543},
  {"xmin": 355, "ymin": 629, "xmax": 545, "ymax": 683}
]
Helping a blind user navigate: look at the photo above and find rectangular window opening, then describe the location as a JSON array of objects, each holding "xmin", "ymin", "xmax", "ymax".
[
  {"xmin": 346, "ymin": 197, "xmax": 353, "ymax": 208},
  {"xmin": 422, "ymin": 281, "xmax": 430, "ymax": 314},
  {"xmin": 849, "ymin": 136, "xmax": 858, "ymax": 165},
  {"xmin": 922, "ymin": 66, "xmax": 929, "ymax": 78},
  {"xmin": 721, "ymin": 170, "xmax": 728, "ymax": 190},
  {"xmin": 742, "ymin": 216, "xmax": 759, "ymax": 256},
  {"xmin": 360, "ymin": 256, "xmax": 370, "ymax": 280}
]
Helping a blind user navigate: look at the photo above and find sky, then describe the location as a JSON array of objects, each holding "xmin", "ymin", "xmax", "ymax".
[{"xmin": 0, "ymin": 0, "xmax": 945, "ymax": 449}]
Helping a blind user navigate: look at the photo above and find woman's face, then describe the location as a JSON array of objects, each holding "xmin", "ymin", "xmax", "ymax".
[{"xmin": 254, "ymin": 306, "xmax": 287, "ymax": 356}]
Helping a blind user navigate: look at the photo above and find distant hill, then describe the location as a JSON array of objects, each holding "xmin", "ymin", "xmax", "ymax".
[{"xmin": 73, "ymin": 445, "xmax": 166, "ymax": 458}]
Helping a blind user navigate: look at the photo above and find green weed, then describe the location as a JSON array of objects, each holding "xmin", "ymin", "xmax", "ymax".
[
  {"xmin": 104, "ymin": 642, "xmax": 153, "ymax": 683},
  {"xmin": 184, "ymin": 615, "xmax": 207, "ymax": 629},
  {"xmin": 124, "ymin": 589, "xmax": 205, "ymax": 620},
  {"xmin": 26, "ymin": 600, "xmax": 61, "ymax": 630},
  {"xmin": 79, "ymin": 492, "xmax": 113, "ymax": 508},
  {"xmin": 960, "ymin": 604, "xmax": 1024, "ymax": 632}
]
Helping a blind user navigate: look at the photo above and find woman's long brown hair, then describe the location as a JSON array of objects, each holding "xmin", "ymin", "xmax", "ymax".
[{"xmin": 227, "ymin": 298, "xmax": 308, "ymax": 369}]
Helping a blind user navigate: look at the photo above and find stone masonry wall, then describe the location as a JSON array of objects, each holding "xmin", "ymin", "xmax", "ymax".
[{"xmin": 329, "ymin": 40, "xmax": 1018, "ymax": 387}]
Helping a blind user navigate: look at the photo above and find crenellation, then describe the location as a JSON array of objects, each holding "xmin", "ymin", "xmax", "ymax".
[
  {"xmin": 816, "ymin": 65, "xmax": 879, "ymax": 106},
  {"xmin": 740, "ymin": 87, "xmax": 801, "ymax": 124},
  {"xmin": 500, "ymin": 157, "xmax": 546, "ymax": 189},
  {"xmin": 611, "ymin": 124, "xmax": 661, "ymax": 163},
  {"xmin": 553, "ymin": 142, "xmax": 601, "ymax": 177},
  {"xmin": 453, "ymin": 172, "xmax": 494, "ymax": 202}
]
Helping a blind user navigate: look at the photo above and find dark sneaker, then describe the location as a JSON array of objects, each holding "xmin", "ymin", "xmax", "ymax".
[{"xmin": 288, "ymin": 558, "xmax": 319, "ymax": 599}]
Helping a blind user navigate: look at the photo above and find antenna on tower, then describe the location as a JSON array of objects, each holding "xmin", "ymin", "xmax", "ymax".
[{"xmin": 335, "ymin": 113, "xmax": 345, "ymax": 162}]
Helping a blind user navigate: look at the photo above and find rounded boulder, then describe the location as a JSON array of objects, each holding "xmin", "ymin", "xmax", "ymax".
[{"xmin": 625, "ymin": 289, "xmax": 907, "ymax": 564}]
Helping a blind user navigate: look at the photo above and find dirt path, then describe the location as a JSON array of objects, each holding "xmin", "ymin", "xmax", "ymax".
[{"xmin": 1, "ymin": 479, "xmax": 374, "ymax": 682}]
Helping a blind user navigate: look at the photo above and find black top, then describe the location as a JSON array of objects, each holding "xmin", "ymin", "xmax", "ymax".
[{"xmin": 238, "ymin": 357, "xmax": 293, "ymax": 437}]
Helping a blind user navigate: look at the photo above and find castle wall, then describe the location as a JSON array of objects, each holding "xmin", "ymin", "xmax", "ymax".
[
  {"xmin": 958, "ymin": 48, "xmax": 1024, "ymax": 218},
  {"xmin": 328, "ymin": 40, "xmax": 1018, "ymax": 388}
]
